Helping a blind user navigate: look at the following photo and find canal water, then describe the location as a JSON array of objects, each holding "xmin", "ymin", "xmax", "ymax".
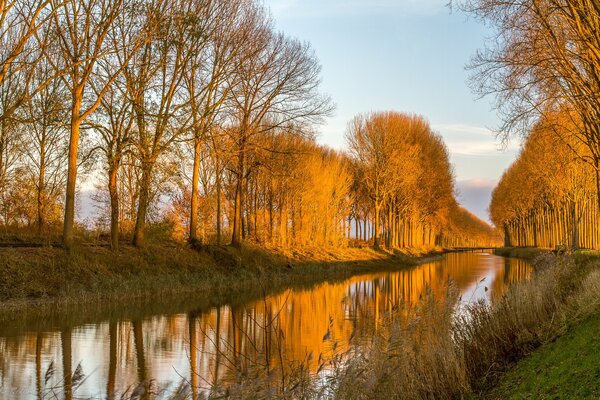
[{"xmin": 0, "ymin": 252, "xmax": 531, "ymax": 399}]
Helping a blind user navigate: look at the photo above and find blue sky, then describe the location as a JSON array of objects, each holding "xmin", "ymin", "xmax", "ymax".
[{"xmin": 264, "ymin": 0, "xmax": 521, "ymax": 223}]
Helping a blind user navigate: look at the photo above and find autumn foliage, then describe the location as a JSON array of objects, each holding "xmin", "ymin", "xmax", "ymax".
[
  {"xmin": 490, "ymin": 114, "xmax": 600, "ymax": 250},
  {"xmin": 346, "ymin": 112, "xmax": 499, "ymax": 250},
  {"xmin": 0, "ymin": 0, "xmax": 497, "ymax": 251}
]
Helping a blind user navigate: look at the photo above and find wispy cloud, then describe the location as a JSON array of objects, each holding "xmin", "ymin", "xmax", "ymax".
[
  {"xmin": 456, "ymin": 178, "xmax": 498, "ymax": 223},
  {"xmin": 432, "ymin": 123, "xmax": 520, "ymax": 156},
  {"xmin": 459, "ymin": 178, "xmax": 497, "ymax": 189},
  {"xmin": 432, "ymin": 123, "xmax": 492, "ymax": 137}
]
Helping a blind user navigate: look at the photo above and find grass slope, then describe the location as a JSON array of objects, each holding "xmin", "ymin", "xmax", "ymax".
[
  {"xmin": 487, "ymin": 311, "xmax": 600, "ymax": 399},
  {"xmin": 0, "ymin": 242, "xmax": 441, "ymax": 312}
]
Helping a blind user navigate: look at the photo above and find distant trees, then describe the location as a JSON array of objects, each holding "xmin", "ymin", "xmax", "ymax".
[
  {"xmin": 490, "ymin": 114, "xmax": 599, "ymax": 250},
  {"xmin": 346, "ymin": 113, "xmax": 406, "ymax": 249},
  {"xmin": 346, "ymin": 111, "xmax": 499, "ymax": 249}
]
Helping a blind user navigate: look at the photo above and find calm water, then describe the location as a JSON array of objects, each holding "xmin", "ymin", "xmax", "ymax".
[{"xmin": 0, "ymin": 252, "xmax": 531, "ymax": 399}]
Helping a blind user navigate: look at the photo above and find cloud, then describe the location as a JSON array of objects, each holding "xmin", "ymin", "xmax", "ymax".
[
  {"xmin": 460, "ymin": 178, "xmax": 497, "ymax": 188},
  {"xmin": 432, "ymin": 123, "xmax": 492, "ymax": 137},
  {"xmin": 455, "ymin": 178, "xmax": 498, "ymax": 223},
  {"xmin": 432, "ymin": 123, "xmax": 520, "ymax": 156}
]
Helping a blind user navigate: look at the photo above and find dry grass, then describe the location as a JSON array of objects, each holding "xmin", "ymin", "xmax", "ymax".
[
  {"xmin": 27, "ymin": 253, "xmax": 600, "ymax": 399},
  {"xmin": 0, "ymin": 242, "xmax": 441, "ymax": 315},
  {"xmin": 198, "ymin": 253, "xmax": 600, "ymax": 399}
]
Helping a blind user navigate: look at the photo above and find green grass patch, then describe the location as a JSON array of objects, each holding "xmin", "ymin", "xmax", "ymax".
[{"xmin": 486, "ymin": 310, "xmax": 600, "ymax": 399}]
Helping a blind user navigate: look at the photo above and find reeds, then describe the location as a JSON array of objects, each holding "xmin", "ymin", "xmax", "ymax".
[
  {"xmin": 32, "ymin": 253, "xmax": 600, "ymax": 399},
  {"xmin": 206, "ymin": 253, "xmax": 600, "ymax": 399}
]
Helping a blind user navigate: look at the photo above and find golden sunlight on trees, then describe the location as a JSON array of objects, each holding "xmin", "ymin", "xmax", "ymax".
[
  {"xmin": 490, "ymin": 113, "xmax": 599, "ymax": 250},
  {"xmin": 346, "ymin": 112, "xmax": 499, "ymax": 250},
  {"xmin": 457, "ymin": 0, "xmax": 600, "ymax": 209},
  {"xmin": 0, "ymin": 0, "xmax": 497, "ymax": 251}
]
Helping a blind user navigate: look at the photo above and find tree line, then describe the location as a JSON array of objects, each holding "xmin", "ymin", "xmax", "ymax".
[
  {"xmin": 0, "ymin": 0, "xmax": 497, "ymax": 251},
  {"xmin": 490, "ymin": 113, "xmax": 599, "ymax": 250},
  {"xmin": 346, "ymin": 112, "xmax": 499, "ymax": 249},
  {"xmin": 456, "ymin": 0, "xmax": 600, "ymax": 248}
]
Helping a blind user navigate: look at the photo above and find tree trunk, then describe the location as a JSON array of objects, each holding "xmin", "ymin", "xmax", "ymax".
[
  {"xmin": 133, "ymin": 161, "xmax": 153, "ymax": 247},
  {"xmin": 108, "ymin": 165, "xmax": 120, "ymax": 251},
  {"xmin": 268, "ymin": 189, "xmax": 274, "ymax": 243},
  {"xmin": 231, "ymin": 151, "xmax": 244, "ymax": 247},
  {"xmin": 63, "ymin": 96, "xmax": 83, "ymax": 250},
  {"xmin": 189, "ymin": 137, "xmax": 202, "ymax": 244},
  {"xmin": 373, "ymin": 202, "xmax": 380, "ymax": 250},
  {"xmin": 37, "ymin": 134, "xmax": 46, "ymax": 234},
  {"xmin": 216, "ymin": 170, "xmax": 222, "ymax": 245},
  {"xmin": 595, "ymin": 158, "xmax": 600, "ymax": 211},
  {"xmin": 572, "ymin": 200, "xmax": 579, "ymax": 252}
]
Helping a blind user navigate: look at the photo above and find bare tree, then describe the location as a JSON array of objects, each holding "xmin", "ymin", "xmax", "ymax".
[
  {"xmin": 41, "ymin": 0, "xmax": 140, "ymax": 249},
  {"xmin": 91, "ymin": 79, "xmax": 134, "ymax": 250},
  {"xmin": 0, "ymin": 0, "xmax": 53, "ymax": 122},
  {"xmin": 0, "ymin": 1, "xmax": 54, "ymax": 207},
  {"xmin": 124, "ymin": 0, "xmax": 209, "ymax": 247},
  {"xmin": 20, "ymin": 61, "xmax": 69, "ymax": 233},
  {"xmin": 184, "ymin": 0, "xmax": 244, "ymax": 245},
  {"xmin": 456, "ymin": 0, "xmax": 600, "ymax": 208},
  {"xmin": 227, "ymin": 16, "xmax": 333, "ymax": 247}
]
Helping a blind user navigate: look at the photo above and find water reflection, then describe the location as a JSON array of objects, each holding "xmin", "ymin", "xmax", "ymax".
[{"xmin": 0, "ymin": 253, "xmax": 531, "ymax": 399}]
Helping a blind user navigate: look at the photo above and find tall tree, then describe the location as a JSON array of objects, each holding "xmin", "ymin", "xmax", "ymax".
[
  {"xmin": 345, "ymin": 113, "xmax": 404, "ymax": 249},
  {"xmin": 184, "ymin": 0, "xmax": 246, "ymax": 245},
  {"xmin": 42, "ymin": 0, "xmax": 138, "ymax": 249},
  {"xmin": 227, "ymin": 19, "xmax": 333, "ymax": 247},
  {"xmin": 21, "ymin": 61, "xmax": 68, "ymax": 233},
  {"xmin": 125, "ymin": 0, "xmax": 208, "ymax": 247}
]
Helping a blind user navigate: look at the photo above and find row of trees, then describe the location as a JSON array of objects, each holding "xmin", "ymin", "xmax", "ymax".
[
  {"xmin": 458, "ymin": 0, "xmax": 600, "ymax": 202},
  {"xmin": 345, "ymin": 112, "xmax": 500, "ymax": 249},
  {"xmin": 1, "ymin": 0, "xmax": 497, "ymax": 251},
  {"xmin": 490, "ymin": 114, "xmax": 599, "ymax": 250},
  {"xmin": 457, "ymin": 0, "xmax": 600, "ymax": 248},
  {"xmin": 1, "ymin": 0, "xmax": 332, "ymax": 250}
]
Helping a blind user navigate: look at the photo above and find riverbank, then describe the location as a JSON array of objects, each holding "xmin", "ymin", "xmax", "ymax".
[
  {"xmin": 481, "ymin": 251, "xmax": 600, "ymax": 399},
  {"xmin": 486, "ymin": 310, "xmax": 600, "ymax": 399},
  {"xmin": 493, "ymin": 246, "xmax": 547, "ymax": 260},
  {"xmin": 494, "ymin": 246, "xmax": 600, "ymax": 261},
  {"xmin": 208, "ymin": 251, "xmax": 600, "ymax": 399},
  {"xmin": 0, "ymin": 242, "xmax": 442, "ymax": 312}
]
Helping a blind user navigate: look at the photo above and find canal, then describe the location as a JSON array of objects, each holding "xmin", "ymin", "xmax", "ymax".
[{"xmin": 0, "ymin": 252, "xmax": 531, "ymax": 399}]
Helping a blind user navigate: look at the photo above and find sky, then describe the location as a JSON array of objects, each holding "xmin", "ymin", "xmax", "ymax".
[{"xmin": 263, "ymin": 0, "xmax": 521, "ymax": 224}]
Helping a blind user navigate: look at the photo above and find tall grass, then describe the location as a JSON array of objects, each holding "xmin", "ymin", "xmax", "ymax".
[
  {"xmin": 207, "ymin": 254, "xmax": 600, "ymax": 399},
  {"xmin": 34, "ymin": 254, "xmax": 600, "ymax": 399}
]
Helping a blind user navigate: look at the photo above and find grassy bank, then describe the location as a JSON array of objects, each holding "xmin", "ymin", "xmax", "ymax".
[
  {"xmin": 486, "ymin": 310, "xmax": 600, "ymax": 399},
  {"xmin": 0, "ymin": 241, "xmax": 441, "ymax": 312},
  {"xmin": 493, "ymin": 246, "xmax": 548, "ymax": 260},
  {"xmin": 494, "ymin": 246, "xmax": 600, "ymax": 261}
]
